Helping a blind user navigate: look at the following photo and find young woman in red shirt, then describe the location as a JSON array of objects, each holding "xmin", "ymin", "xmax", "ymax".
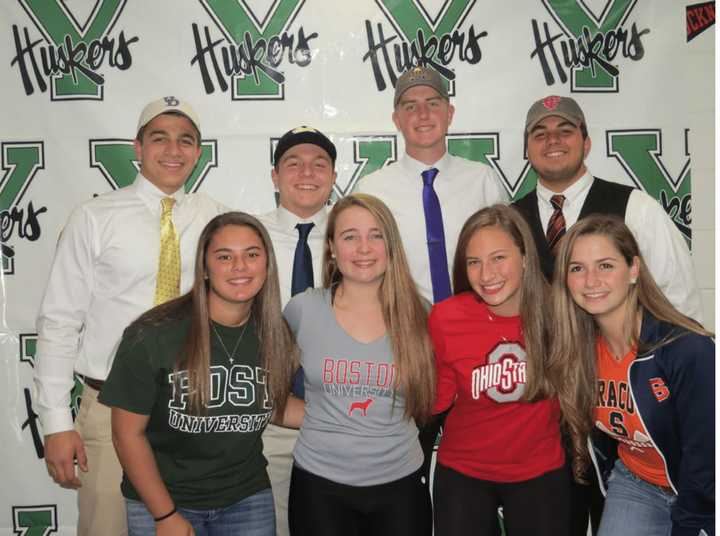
[{"xmin": 429, "ymin": 204, "xmax": 569, "ymax": 536}]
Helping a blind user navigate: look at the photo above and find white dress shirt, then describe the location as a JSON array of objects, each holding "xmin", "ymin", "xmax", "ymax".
[
  {"xmin": 35, "ymin": 174, "xmax": 227, "ymax": 435},
  {"xmin": 355, "ymin": 152, "xmax": 509, "ymax": 302},
  {"xmin": 257, "ymin": 205, "xmax": 328, "ymax": 308},
  {"xmin": 536, "ymin": 171, "xmax": 703, "ymax": 321}
]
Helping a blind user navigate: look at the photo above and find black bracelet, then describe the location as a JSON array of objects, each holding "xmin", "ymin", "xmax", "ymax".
[{"xmin": 153, "ymin": 507, "xmax": 177, "ymax": 522}]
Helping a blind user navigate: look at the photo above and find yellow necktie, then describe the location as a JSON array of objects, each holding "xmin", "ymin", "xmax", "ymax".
[{"xmin": 154, "ymin": 197, "xmax": 181, "ymax": 304}]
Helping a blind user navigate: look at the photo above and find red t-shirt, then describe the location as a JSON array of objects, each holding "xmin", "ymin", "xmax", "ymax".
[{"xmin": 428, "ymin": 292, "xmax": 564, "ymax": 482}]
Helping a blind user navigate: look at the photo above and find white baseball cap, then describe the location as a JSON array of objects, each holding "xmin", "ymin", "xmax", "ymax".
[{"xmin": 136, "ymin": 96, "xmax": 201, "ymax": 137}]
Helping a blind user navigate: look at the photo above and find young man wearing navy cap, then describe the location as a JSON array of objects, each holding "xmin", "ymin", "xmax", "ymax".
[
  {"xmin": 258, "ymin": 126, "xmax": 337, "ymax": 536},
  {"xmin": 35, "ymin": 97, "xmax": 227, "ymax": 536}
]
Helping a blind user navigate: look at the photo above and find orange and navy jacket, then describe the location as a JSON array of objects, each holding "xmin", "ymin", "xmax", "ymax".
[{"xmin": 590, "ymin": 313, "xmax": 715, "ymax": 536}]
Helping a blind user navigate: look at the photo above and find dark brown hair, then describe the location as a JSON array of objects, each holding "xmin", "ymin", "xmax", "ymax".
[{"xmin": 132, "ymin": 212, "xmax": 298, "ymax": 416}]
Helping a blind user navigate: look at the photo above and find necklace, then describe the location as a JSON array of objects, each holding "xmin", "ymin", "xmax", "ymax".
[{"xmin": 211, "ymin": 317, "xmax": 250, "ymax": 364}]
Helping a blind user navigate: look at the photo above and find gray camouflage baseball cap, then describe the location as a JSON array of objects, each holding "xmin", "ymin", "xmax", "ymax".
[{"xmin": 393, "ymin": 66, "xmax": 449, "ymax": 107}]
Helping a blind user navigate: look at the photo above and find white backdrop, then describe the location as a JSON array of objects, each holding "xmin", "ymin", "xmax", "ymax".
[{"xmin": 0, "ymin": 1, "xmax": 715, "ymax": 533}]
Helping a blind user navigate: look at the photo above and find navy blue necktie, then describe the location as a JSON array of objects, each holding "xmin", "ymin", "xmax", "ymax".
[
  {"xmin": 291, "ymin": 223, "xmax": 314, "ymax": 297},
  {"xmin": 291, "ymin": 222, "xmax": 314, "ymax": 398},
  {"xmin": 421, "ymin": 168, "xmax": 452, "ymax": 303}
]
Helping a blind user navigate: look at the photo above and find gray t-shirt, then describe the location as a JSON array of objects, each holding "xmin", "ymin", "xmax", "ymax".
[{"xmin": 284, "ymin": 288, "xmax": 423, "ymax": 486}]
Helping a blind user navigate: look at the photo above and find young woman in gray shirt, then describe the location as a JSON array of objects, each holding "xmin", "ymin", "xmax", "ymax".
[{"xmin": 284, "ymin": 193, "xmax": 435, "ymax": 536}]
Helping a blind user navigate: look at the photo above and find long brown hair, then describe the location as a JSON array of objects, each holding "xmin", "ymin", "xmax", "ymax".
[
  {"xmin": 132, "ymin": 212, "xmax": 298, "ymax": 416},
  {"xmin": 452, "ymin": 204, "xmax": 552, "ymax": 401},
  {"xmin": 548, "ymin": 214, "xmax": 712, "ymax": 480},
  {"xmin": 322, "ymin": 193, "xmax": 435, "ymax": 423}
]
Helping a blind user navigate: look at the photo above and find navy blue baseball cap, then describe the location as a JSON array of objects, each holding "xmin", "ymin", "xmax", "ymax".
[{"xmin": 274, "ymin": 126, "xmax": 337, "ymax": 166}]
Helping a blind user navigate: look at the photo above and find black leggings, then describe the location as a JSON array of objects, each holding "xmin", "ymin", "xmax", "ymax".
[
  {"xmin": 569, "ymin": 466, "xmax": 605, "ymax": 535},
  {"xmin": 433, "ymin": 463, "xmax": 571, "ymax": 536},
  {"xmin": 288, "ymin": 464, "xmax": 431, "ymax": 536}
]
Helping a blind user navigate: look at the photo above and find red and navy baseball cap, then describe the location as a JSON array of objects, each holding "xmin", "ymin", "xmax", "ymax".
[{"xmin": 525, "ymin": 95, "xmax": 586, "ymax": 132}]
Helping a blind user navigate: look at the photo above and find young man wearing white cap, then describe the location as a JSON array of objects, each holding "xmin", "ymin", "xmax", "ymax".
[
  {"xmin": 513, "ymin": 95, "xmax": 702, "ymax": 535},
  {"xmin": 355, "ymin": 66, "xmax": 508, "ymax": 486},
  {"xmin": 35, "ymin": 96, "xmax": 227, "ymax": 536},
  {"xmin": 258, "ymin": 126, "xmax": 337, "ymax": 536}
]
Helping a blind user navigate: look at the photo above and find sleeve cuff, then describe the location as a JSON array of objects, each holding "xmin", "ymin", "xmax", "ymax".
[{"xmin": 38, "ymin": 409, "xmax": 75, "ymax": 436}]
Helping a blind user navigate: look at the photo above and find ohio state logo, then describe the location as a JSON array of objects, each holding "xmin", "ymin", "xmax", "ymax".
[
  {"xmin": 471, "ymin": 342, "xmax": 527, "ymax": 403},
  {"xmin": 543, "ymin": 95, "xmax": 561, "ymax": 109}
]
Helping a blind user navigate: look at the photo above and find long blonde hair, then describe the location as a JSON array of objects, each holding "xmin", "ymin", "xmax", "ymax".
[
  {"xmin": 548, "ymin": 214, "xmax": 711, "ymax": 481},
  {"xmin": 322, "ymin": 193, "xmax": 435, "ymax": 423},
  {"xmin": 132, "ymin": 212, "xmax": 298, "ymax": 416},
  {"xmin": 452, "ymin": 204, "xmax": 553, "ymax": 401}
]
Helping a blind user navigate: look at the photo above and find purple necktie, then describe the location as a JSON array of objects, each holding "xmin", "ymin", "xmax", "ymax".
[{"xmin": 421, "ymin": 168, "xmax": 451, "ymax": 302}]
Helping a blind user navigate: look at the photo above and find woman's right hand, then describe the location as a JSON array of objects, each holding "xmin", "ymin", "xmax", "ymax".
[{"xmin": 156, "ymin": 512, "xmax": 195, "ymax": 536}]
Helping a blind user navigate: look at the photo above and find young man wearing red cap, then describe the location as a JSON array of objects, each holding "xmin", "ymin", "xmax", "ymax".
[
  {"xmin": 35, "ymin": 97, "xmax": 227, "ymax": 536},
  {"xmin": 258, "ymin": 126, "xmax": 337, "ymax": 536},
  {"xmin": 515, "ymin": 95, "xmax": 701, "ymax": 319}
]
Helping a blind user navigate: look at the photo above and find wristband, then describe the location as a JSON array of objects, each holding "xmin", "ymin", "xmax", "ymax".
[{"xmin": 154, "ymin": 507, "xmax": 177, "ymax": 522}]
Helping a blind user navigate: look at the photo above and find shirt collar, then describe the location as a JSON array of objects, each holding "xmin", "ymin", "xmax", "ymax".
[
  {"xmin": 399, "ymin": 151, "xmax": 452, "ymax": 177},
  {"xmin": 276, "ymin": 204, "xmax": 328, "ymax": 232},
  {"xmin": 132, "ymin": 173, "xmax": 187, "ymax": 212},
  {"xmin": 536, "ymin": 170, "xmax": 593, "ymax": 208}
]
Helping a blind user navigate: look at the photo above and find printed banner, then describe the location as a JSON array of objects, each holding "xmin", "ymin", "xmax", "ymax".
[{"xmin": 0, "ymin": 1, "xmax": 713, "ymax": 533}]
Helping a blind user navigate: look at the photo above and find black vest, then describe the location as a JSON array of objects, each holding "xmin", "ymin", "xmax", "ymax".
[{"xmin": 513, "ymin": 177, "xmax": 634, "ymax": 281}]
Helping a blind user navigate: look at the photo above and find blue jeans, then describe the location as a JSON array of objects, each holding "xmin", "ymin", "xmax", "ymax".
[
  {"xmin": 126, "ymin": 488, "xmax": 275, "ymax": 536},
  {"xmin": 598, "ymin": 459, "xmax": 676, "ymax": 536}
]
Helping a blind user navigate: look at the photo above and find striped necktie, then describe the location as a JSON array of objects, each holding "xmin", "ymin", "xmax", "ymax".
[
  {"xmin": 154, "ymin": 197, "xmax": 181, "ymax": 304},
  {"xmin": 546, "ymin": 194, "xmax": 566, "ymax": 254}
]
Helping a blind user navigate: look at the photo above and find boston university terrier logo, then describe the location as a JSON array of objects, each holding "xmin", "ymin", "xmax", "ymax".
[{"xmin": 348, "ymin": 398, "xmax": 374, "ymax": 417}]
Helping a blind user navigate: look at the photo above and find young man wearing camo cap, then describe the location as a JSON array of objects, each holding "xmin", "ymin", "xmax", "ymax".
[{"xmin": 355, "ymin": 66, "xmax": 509, "ymax": 488}]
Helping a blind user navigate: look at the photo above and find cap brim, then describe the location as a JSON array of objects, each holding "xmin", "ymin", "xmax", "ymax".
[{"xmin": 526, "ymin": 112, "xmax": 582, "ymax": 133}]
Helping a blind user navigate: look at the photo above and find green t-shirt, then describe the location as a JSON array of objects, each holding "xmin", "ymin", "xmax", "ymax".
[{"xmin": 100, "ymin": 315, "xmax": 272, "ymax": 509}]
